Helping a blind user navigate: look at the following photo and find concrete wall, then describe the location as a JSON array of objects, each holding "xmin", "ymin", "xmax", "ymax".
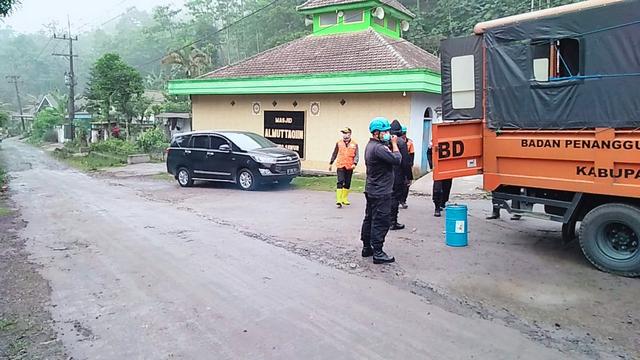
[
  {"xmin": 192, "ymin": 92, "xmax": 414, "ymax": 171},
  {"xmin": 409, "ymin": 92, "xmax": 441, "ymax": 174}
]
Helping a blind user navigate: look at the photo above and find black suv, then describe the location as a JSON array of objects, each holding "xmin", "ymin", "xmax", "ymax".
[{"xmin": 167, "ymin": 131, "xmax": 301, "ymax": 190}]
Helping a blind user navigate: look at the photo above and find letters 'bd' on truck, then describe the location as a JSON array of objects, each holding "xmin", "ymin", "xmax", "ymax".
[{"xmin": 433, "ymin": 0, "xmax": 640, "ymax": 277}]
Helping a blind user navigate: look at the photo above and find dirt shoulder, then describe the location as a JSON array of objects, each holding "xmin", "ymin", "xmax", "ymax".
[{"xmin": 0, "ymin": 184, "xmax": 66, "ymax": 359}]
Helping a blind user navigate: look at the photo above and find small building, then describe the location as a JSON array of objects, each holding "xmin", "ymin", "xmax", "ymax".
[
  {"xmin": 156, "ymin": 112, "xmax": 193, "ymax": 139},
  {"xmin": 90, "ymin": 120, "xmax": 120, "ymax": 143},
  {"xmin": 169, "ymin": 0, "xmax": 442, "ymax": 174}
]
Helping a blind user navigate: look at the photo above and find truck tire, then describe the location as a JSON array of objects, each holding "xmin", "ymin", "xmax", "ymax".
[{"xmin": 579, "ymin": 203, "xmax": 640, "ymax": 277}]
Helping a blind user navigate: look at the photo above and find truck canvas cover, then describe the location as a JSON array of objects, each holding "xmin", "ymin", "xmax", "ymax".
[{"xmin": 443, "ymin": 0, "xmax": 640, "ymax": 129}]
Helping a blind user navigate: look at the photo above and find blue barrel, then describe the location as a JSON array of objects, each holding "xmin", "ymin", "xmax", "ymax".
[{"xmin": 445, "ymin": 204, "xmax": 468, "ymax": 247}]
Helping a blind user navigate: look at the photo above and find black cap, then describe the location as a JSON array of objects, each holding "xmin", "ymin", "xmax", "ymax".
[{"xmin": 390, "ymin": 119, "xmax": 403, "ymax": 136}]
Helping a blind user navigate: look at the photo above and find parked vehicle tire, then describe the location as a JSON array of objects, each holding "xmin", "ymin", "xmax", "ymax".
[
  {"xmin": 176, "ymin": 167, "xmax": 194, "ymax": 188},
  {"xmin": 579, "ymin": 203, "xmax": 640, "ymax": 277},
  {"xmin": 237, "ymin": 168, "xmax": 258, "ymax": 191}
]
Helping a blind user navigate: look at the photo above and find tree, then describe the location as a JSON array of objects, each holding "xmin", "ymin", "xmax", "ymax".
[
  {"xmin": 86, "ymin": 53, "xmax": 144, "ymax": 138},
  {"xmin": 31, "ymin": 108, "xmax": 64, "ymax": 141},
  {"xmin": 0, "ymin": 109, "xmax": 8, "ymax": 130},
  {"xmin": 162, "ymin": 95, "xmax": 191, "ymax": 113},
  {"xmin": 122, "ymin": 95, "xmax": 152, "ymax": 139},
  {"xmin": 0, "ymin": 0, "xmax": 19, "ymax": 17},
  {"xmin": 405, "ymin": 0, "xmax": 580, "ymax": 54},
  {"xmin": 161, "ymin": 46, "xmax": 212, "ymax": 78}
]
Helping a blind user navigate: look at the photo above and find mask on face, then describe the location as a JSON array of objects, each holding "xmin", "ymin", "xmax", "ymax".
[
  {"xmin": 382, "ymin": 133, "xmax": 392, "ymax": 143},
  {"xmin": 342, "ymin": 134, "xmax": 351, "ymax": 141}
]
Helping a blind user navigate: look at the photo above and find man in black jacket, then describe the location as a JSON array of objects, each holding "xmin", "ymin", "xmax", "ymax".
[
  {"xmin": 389, "ymin": 120, "xmax": 412, "ymax": 230},
  {"xmin": 360, "ymin": 117, "xmax": 401, "ymax": 264}
]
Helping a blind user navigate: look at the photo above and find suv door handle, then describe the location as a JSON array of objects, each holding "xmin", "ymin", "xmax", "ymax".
[
  {"xmin": 184, "ymin": 150, "xmax": 191, "ymax": 154},
  {"xmin": 206, "ymin": 152, "xmax": 215, "ymax": 156}
]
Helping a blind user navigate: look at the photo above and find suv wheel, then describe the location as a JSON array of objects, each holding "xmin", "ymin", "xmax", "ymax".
[
  {"xmin": 238, "ymin": 168, "xmax": 257, "ymax": 191},
  {"xmin": 177, "ymin": 167, "xmax": 194, "ymax": 187}
]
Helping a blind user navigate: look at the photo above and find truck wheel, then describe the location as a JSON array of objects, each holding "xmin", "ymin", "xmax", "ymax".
[{"xmin": 579, "ymin": 203, "xmax": 640, "ymax": 277}]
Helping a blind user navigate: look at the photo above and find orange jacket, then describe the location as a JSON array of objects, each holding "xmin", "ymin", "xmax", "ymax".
[{"xmin": 330, "ymin": 140, "xmax": 359, "ymax": 169}]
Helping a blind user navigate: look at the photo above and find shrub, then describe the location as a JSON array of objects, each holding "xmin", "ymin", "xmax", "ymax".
[
  {"xmin": 43, "ymin": 129, "xmax": 59, "ymax": 143},
  {"xmin": 136, "ymin": 128, "xmax": 169, "ymax": 154},
  {"xmin": 0, "ymin": 166, "xmax": 6, "ymax": 188},
  {"xmin": 90, "ymin": 138, "xmax": 139, "ymax": 157},
  {"xmin": 31, "ymin": 108, "xmax": 63, "ymax": 141},
  {"xmin": 64, "ymin": 138, "xmax": 83, "ymax": 152}
]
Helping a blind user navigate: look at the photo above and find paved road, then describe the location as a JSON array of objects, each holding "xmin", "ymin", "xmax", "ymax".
[{"xmin": 0, "ymin": 140, "xmax": 581, "ymax": 359}]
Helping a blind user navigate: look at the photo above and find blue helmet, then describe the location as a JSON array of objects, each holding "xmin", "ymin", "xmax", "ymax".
[
  {"xmin": 401, "ymin": 125, "xmax": 408, "ymax": 133},
  {"xmin": 369, "ymin": 117, "xmax": 391, "ymax": 133}
]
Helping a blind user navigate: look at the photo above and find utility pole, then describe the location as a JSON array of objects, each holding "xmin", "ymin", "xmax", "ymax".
[
  {"xmin": 53, "ymin": 18, "xmax": 78, "ymax": 140},
  {"xmin": 6, "ymin": 75, "xmax": 25, "ymax": 132}
]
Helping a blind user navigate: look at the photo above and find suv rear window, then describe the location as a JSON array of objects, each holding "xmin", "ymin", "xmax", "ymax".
[{"xmin": 171, "ymin": 135, "xmax": 191, "ymax": 148}]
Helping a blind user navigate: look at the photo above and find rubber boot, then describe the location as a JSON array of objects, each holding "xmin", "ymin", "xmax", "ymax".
[
  {"xmin": 342, "ymin": 189, "xmax": 351, "ymax": 206},
  {"xmin": 336, "ymin": 189, "xmax": 342, "ymax": 208},
  {"xmin": 373, "ymin": 250, "xmax": 395, "ymax": 264}
]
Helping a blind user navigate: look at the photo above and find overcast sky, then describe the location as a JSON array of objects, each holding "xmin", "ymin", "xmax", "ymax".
[{"xmin": 2, "ymin": 0, "xmax": 185, "ymax": 34}]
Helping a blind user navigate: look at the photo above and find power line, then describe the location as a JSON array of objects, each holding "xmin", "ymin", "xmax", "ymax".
[
  {"xmin": 33, "ymin": 37, "xmax": 54, "ymax": 63},
  {"xmin": 141, "ymin": 1, "xmax": 386, "ymax": 75},
  {"xmin": 52, "ymin": 18, "xmax": 79, "ymax": 140},
  {"xmin": 75, "ymin": 0, "xmax": 129, "ymax": 32},
  {"xmin": 5, "ymin": 75, "xmax": 25, "ymax": 132},
  {"xmin": 135, "ymin": 0, "xmax": 286, "ymax": 69}
]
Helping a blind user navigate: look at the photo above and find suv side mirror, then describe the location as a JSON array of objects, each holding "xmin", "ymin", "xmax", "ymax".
[{"xmin": 219, "ymin": 144, "xmax": 231, "ymax": 152}]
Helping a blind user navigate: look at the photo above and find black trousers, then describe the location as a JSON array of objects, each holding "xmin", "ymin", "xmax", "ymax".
[
  {"xmin": 390, "ymin": 182, "xmax": 404, "ymax": 224},
  {"xmin": 361, "ymin": 193, "xmax": 392, "ymax": 251},
  {"xmin": 433, "ymin": 179, "xmax": 453, "ymax": 209},
  {"xmin": 399, "ymin": 183, "xmax": 410, "ymax": 204},
  {"xmin": 336, "ymin": 168, "xmax": 354, "ymax": 189}
]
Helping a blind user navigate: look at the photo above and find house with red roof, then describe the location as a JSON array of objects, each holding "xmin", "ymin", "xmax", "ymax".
[{"xmin": 169, "ymin": 0, "xmax": 441, "ymax": 173}]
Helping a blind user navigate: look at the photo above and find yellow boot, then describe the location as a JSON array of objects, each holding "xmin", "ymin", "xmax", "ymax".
[
  {"xmin": 342, "ymin": 189, "xmax": 351, "ymax": 206},
  {"xmin": 336, "ymin": 189, "xmax": 343, "ymax": 208}
]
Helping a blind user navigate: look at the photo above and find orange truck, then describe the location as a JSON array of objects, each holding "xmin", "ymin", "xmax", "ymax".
[{"xmin": 433, "ymin": 0, "xmax": 640, "ymax": 276}]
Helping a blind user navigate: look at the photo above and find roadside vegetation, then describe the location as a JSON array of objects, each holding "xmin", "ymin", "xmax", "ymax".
[
  {"xmin": 0, "ymin": 164, "xmax": 6, "ymax": 189},
  {"xmin": 292, "ymin": 175, "xmax": 365, "ymax": 193},
  {"xmin": 52, "ymin": 128, "xmax": 169, "ymax": 171},
  {"xmin": 0, "ymin": 164, "xmax": 8, "ymax": 217}
]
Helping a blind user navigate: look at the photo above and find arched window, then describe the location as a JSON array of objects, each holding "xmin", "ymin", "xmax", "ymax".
[{"xmin": 424, "ymin": 107, "xmax": 433, "ymax": 120}]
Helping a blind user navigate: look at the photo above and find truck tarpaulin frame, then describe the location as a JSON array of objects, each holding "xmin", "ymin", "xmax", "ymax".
[
  {"xmin": 441, "ymin": 35, "xmax": 483, "ymax": 121},
  {"xmin": 483, "ymin": 0, "xmax": 640, "ymax": 130}
]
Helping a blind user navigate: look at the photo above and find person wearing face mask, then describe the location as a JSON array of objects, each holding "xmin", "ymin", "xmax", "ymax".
[
  {"xmin": 329, "ymin": 127, "xmax": 359, "ymax": 208},
  {"xmin": 399, "ymin": 125, "xmax": 415, "ymax": 209},
  {"xmin": 388, "ymin": 119, "xmax": 412, "ymax": 230},
  {"xmin": 360, "ymin": 117, "xmax": 402, "ymax": 264}
]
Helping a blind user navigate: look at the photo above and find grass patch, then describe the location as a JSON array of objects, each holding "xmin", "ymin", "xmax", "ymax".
[
  {"xmin": 0, "ymin": 317, "xmax": 27, "ymax": 359},
  {"xmin": 151, "ymin": 173, "xmax": 174, "ymax": 182},
  {"xmin": 292, "ymin": 175, "xmax": 365, "ymax": 193},
  {"xmin": 0, "ymin": 207, "xmax": 11, "ymax": 217},
  {"xmin": 53, "ymin": 152, "xmax": 126, "ymax": 171},
  {"xmin": 0, "ymin": 165, "xmax": 6, "ymax": 188},
  {"xmin": 0, "ymin": 318, "xmax": 16, "ymax": 331}
]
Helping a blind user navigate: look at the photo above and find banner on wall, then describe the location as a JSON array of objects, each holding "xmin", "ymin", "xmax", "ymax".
[{"xmin": 263, "ymin": 111, "xmax": 305, "ymax": 158}]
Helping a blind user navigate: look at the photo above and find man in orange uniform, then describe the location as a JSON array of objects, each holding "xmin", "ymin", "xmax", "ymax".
[
  {"xmin": 400, "ymin": 125, "xmax": 414, "ymax": 209},
  {"xmin": 330, "ymin": 127, "xmax": 359, "ymax": 208}
]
